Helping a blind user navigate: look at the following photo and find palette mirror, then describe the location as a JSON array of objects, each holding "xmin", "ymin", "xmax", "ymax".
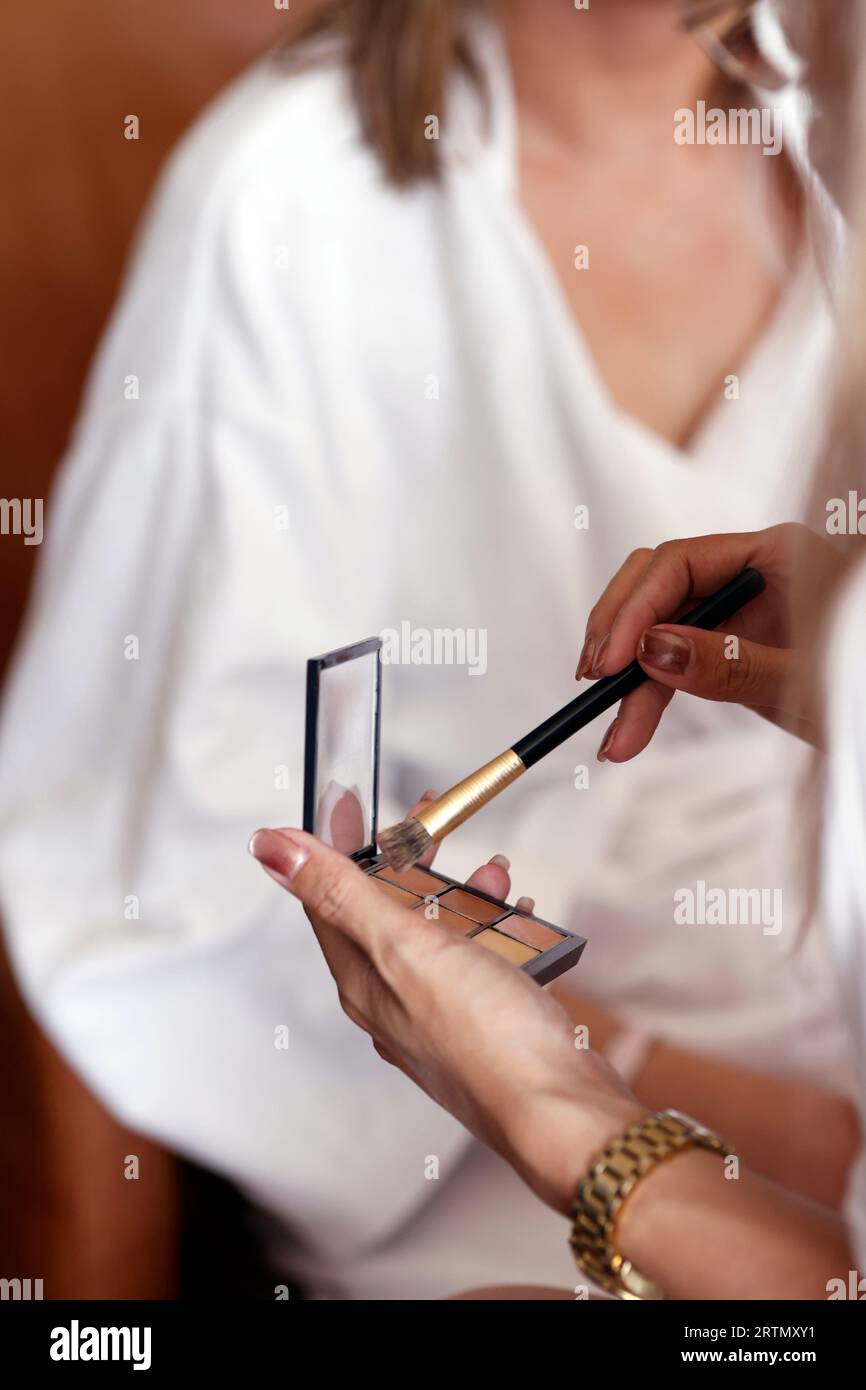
[{"xmin": 303, "ymin": 638, "xmax": 586, "ymax": 987}]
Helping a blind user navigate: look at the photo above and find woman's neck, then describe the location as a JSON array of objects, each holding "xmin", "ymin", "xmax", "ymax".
[{"xmin": 499, "ymin": 0, "xmax": 717, "ymax": 155}]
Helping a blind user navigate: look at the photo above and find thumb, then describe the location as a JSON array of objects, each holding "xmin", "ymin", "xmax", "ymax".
[
  {"xmin": 248, "ymin": 827, "xmax": 403, "ymax": 951},
  {"xmin": 636, "ymin": 625, "xmax": 792, "ymax": 709}
]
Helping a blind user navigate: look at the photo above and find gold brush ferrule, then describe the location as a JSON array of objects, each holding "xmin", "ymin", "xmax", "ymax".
[{"xmin": 414, "ymin": 748, "xmax": 526, "ymax": 842}]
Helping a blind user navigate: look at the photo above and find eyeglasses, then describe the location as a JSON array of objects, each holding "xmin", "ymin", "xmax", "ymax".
[{"xmin": 679, "ymin": 0, "xmax": 801, "ymax": 91}]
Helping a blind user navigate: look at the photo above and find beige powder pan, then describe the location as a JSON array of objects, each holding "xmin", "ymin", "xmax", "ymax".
[
  {"xmin": 375, "ymin": 865, "xmax": 448, "ymax": 895},
  {"xmin": 494, "ymin": 914, "xmax": 563, "ymax": 951},
  {"xmin": 473, "ymin": 928, "xmax": 539, "ymax": 966},
  {"xmin": 434, "ymin": 887, "xmax": 505, "ymax": 924},
  {"xmin": 412, "ymin": 902, "xmax": 478, "ymax": 933},
  {"xmin": 372, "ymin": 879, "xmax": 420, "ymax": 906}
]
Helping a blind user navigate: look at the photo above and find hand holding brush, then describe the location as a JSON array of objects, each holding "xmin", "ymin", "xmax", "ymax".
[{"xmin": 378, "ymin": 567, "xmax": 766, "ymax": 870}]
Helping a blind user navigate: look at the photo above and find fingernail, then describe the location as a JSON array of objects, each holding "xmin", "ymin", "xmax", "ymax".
[
  {"xmin": 489, "ymin": 853, "xmax": 511, "ymax": 870},
  {"xmin": 421, "ymin": 789, "xmax": 441, "ymax": 802},
  {"xmin": 638, "ymin": 629, "xmax": 693, "ymax": 674},
  {"xmin": 591, "ymin": 632, "xmax": 610, "ymax": 677},
  {"xmin": 248, "ymin": 829, "xmax": 309, "ymax": 885},
  {"xmin": 575, "ymin": 633, "xmax": 594, "ymax": 680},
  {"xmin": 597, "ymin": 719, "xmax": 618, "ymax": 763},
  {"xmin": 517, "ymin": 896, "xmax": 536, "ymax": 913}
]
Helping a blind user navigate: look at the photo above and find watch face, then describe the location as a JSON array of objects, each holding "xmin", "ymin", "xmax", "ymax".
[{"xmin": 662, "ymin": 1108, "xmax": 704, "ymax": 1133}]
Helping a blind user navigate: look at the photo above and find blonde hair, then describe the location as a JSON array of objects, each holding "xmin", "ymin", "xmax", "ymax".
[
  {"xmin": 780, "ymin": 2, "xmax": 866, "ymax": 923},
  {"xmin": 291, "ymin": 0, "xmax": 487, "ymax": 185},
  {"xmin": 798, "ymin": 3, "xmax": 866, "ymax": 640}
]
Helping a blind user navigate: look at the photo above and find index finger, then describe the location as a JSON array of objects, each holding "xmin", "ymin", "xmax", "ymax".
[
  {"xmin": 593, "ymin": 532, "xmax": 765, "ymax": 677},
  {"xmin": 579, "ymin": 548, "xmax": 653, "ymax": 678}
]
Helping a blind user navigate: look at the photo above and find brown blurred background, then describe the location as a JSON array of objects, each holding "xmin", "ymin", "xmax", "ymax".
[{"xmin": 0, "ymin": 0, "xmax": 312, "ymax": 1298}]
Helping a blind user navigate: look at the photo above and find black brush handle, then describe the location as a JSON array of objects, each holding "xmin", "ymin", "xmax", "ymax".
[{"xmin": 512, "ymin": 568, "xmax": 766, "ymax": 770}]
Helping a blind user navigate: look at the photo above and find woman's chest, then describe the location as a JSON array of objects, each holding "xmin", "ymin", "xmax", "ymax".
[{"xmin": 516, "ymin": 145, "xmax": 789, "ymax": 449}]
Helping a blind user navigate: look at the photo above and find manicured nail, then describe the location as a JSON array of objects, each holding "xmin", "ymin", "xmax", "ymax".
[
  {"xmin": 575, "ymin": 633, "xmax": 594, "ymax": 680},
  {"xmin": 248, "ymin": 829, "xmax": 309, "ymax": 885},
  {"xmin": 638, "ymin": 629, "xmax": 693, "ymax": 674},
  {"xmin": 489, "ymin": 853, "xmax": 511, "ymax": 870},
  {"xmin": 591, "ymin": 632, "xmax": 610, "ymax": 677},
  {"xmin": 597, "ymin": 719, "xmax": 618, "ymax": 762},
  {"xmin": 421, "ymin": 789, "xmax": 441, "ymax": 802}
]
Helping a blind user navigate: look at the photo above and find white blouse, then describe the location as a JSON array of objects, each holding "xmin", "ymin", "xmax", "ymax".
[{"xmin": 0, "ymin": 24, "xmax": 852, "ymax": 1296}]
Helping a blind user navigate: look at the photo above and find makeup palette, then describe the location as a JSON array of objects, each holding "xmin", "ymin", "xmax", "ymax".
[{"xmin": 303, "ymin": 638, "xmax": 586, "ymax": 986}]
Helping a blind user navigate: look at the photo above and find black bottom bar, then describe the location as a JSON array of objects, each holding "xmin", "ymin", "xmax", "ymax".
[{"xmin": 0, "ymin": 1296, "xmax": 860, "ymax": 1377}]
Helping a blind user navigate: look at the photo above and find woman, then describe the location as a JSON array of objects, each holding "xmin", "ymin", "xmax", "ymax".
[
  {"xmin": 250, "ymin": 0, "xmax": 866, "ymax": 1297},
  {"xmin": 0, "ymin": 0, "xmax": 851, "ymax": 1298}
]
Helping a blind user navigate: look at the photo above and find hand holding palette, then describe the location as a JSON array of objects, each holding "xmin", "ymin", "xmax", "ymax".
[{"xmin": 303, "ymin": 638, "xmax": 586, "ymax": 986}]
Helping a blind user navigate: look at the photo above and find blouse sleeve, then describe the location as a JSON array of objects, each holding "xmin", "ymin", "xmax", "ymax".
[{"xmin": 0, "ymin": 143, "xmax": 470, "ymax": 1257}]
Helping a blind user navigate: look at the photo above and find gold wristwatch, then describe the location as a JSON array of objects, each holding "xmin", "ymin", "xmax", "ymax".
[{"xmin": 569, "ymin": 1109, "xmax": 730, "ymax": 1300}]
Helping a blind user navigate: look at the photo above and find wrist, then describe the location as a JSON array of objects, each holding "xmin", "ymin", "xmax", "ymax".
[{"xmin": 508, "ymin": 1090, "xmax": 646, "ymax": 1217}]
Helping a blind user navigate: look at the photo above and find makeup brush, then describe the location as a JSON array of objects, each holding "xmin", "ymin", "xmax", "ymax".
[{"xmin": 378, "ymin": 567, "xmax": 766, "ymax": 870}]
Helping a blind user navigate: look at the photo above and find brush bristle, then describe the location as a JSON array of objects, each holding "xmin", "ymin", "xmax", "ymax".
[{"xmin": 378, "ymin": 817, "xmax": 434, "ymax": 870}]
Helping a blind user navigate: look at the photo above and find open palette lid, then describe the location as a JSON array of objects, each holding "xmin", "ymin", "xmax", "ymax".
[{"xmin": 303, "ymin": 637, "xmax": 382, "ymax": 861}]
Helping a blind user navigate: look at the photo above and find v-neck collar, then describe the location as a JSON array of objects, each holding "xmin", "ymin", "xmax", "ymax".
[{"xmin": 460, "ymin": 11, "xmax": 825, "ymax": 470}]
